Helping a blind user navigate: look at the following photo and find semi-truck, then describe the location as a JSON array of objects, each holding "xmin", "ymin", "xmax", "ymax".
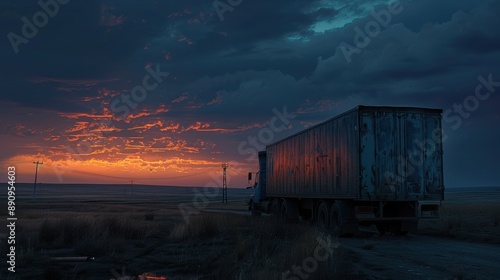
[{"xmin": 247, "ymin": 106, "xmax": 444, "ymax": 236}]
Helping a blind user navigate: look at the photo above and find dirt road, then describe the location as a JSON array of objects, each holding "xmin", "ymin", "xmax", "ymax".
[{"xmin": 327, "ymin": 232, "xmax": 500, "ymax": 279}]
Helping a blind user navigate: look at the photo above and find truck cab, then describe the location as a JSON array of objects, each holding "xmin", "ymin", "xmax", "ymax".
[{"xmin": 247, "ymin": 151, "xmax": 267, "ymax": 213}]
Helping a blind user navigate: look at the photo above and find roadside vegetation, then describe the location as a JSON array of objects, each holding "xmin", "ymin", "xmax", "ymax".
[
  {"xmin": 1, "ymin": 207, "xmax": 355, "ymax": 279},
  {"xmin": 169, "ymin": 213, "xmax": 354, "ymax": 279},
  {"xmin": 419, "ymin": 203, "xmax": 500, "ymax": 243}
]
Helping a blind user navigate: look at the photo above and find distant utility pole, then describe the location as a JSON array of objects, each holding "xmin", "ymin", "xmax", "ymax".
[
  {"xmin": 222, "ymin": 163, "xmax": 229, "ymax": 203},
  {"xmin": 130, "ymin": 179, "xmax": 134, "ymax": 195},
  {"xmin": 32, "ymin": 161, "xmax": 43, "ymax": 202}
]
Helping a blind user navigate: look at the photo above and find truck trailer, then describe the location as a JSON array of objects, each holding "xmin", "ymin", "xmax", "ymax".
[{"xmin": 247, "ymin": 106, "xmax": 444, "ymax": 236}]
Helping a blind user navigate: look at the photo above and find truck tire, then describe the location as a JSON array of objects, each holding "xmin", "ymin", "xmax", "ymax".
[
  {"xmin": 330, "ymin": 204, "xmax": 342, "ymax": 236},
  {"xmin": 330, "ymin": 201, "xmax": 357, "ymax": 237},
  {"xmin": 317, "ymin": 202, "xmax": 329, "ymax": 230},
  {"xmin": 272, "ymin": 199, "xmax": 281, "ymax": 216},
  {"xmin": 259, "ymin": 201, "xmax": 272, "ymax": 213},
  {"xmin": 330, "ymin": 200, "xmax": 358, "ymax": 236},
  {"xmin": 280, "ymin": 198, "xmax": 299, "ymax": 222}
]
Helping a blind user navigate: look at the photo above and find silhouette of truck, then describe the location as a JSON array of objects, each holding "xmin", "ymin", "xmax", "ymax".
[{"xmin": 247, "ymin": 106, "xmax": 444, "ymax": 236}]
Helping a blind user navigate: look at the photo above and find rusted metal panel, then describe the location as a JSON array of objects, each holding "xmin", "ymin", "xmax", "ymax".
[
  {"xmin": 266, "ymin": 107, "xmax": 360, "ymax": 198},
  {"xmin": 266, "ymin": 106, "xmax": 444, "ymax": 202},
  {"xmin": 359, "ymin": 106, "xmax": 444, "ymax": 201}
]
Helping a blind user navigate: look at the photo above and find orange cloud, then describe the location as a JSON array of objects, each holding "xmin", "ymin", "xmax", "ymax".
[
  {"xmin": 43, "ymin": 135, "xmax": 61, "ymax": 142},
  {"xmin": 123, "ymin": 105, "xmax": 169, "ymax": 122},
  {"xmin": 128, "ymin": 120, "xmax": 164, "ymax": 131},
  {"xmin": 65, "ymin": 122, "xmax": 90, "ymax": 133},
  {"xmin": 160, "ymin": 122, "xmax": 180, "ymax": 132},
  {"xmin": 181, "ymin": 121, "xmax": 268, "ymax": 133},
  {"xmin": 184, "ymin": 122, "xmax": 211, "ymax": 132},
  {"xmin": 154, "ymin": 104, "xmax": 169, "ymax": 114},
  {"xmin": 59, "ymin": 112, "xmax": 113, "ymax": 120}
]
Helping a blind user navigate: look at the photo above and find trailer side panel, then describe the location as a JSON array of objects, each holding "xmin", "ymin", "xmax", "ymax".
[{"xmin": 266, "ymin": 109, "xmax": 359, "ymax": 198}]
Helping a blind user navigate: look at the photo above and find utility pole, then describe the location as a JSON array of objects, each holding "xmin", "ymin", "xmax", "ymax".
[
  {"xmin": 32, "ymin": 161, "xmax": 43, "ymax": 202},
  {"xmin": 222, "ymin": 163, "xmax": 229, "ymax": 203}
]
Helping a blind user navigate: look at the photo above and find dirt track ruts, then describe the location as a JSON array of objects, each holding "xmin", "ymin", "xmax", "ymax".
[{"xmin": 338, "ymin": 233, "xmax": 500, "ymax": 280}]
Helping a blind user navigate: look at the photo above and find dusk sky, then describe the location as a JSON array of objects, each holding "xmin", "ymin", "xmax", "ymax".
[{"xmin": 0, "ymin": 0, "xmax": 499, "ymax": 188}]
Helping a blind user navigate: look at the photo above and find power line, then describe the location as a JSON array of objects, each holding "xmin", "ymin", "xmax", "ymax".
[
  {"xmin": 222, "ymin": 163, "xmax": 229, "ymax": 203},
  {"xmin": 33, "ymin": 161, "xmax": 43, "ymax": 202}
]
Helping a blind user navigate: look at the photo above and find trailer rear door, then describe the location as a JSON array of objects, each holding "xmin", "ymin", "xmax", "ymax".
[{"xmin": 360, "ymin": 108, "xmax": 444, "ymax": 201}]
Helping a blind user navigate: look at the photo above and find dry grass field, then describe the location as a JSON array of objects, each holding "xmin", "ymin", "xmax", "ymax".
[
  {"xmin": 418, "ymin": 187, "xmax": 500, "ymax": 243},
  {"xmin": 1, "ymin": 184, "xmax": 500, "ymax": 279},
  {"xmin": 0, "ymin": 184, "xmax": 350, "ymax": 279}
]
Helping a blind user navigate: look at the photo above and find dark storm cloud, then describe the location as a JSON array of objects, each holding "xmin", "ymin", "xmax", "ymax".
[
  {"xmin": 453, "ymin": 31, "xmax": 500, "ymax": 54},
  {"xmin": 0, "ymin": 0, "xmax": 211, "ymax": 110},
  {"xmin": 310, "ymin": 1, "xmax": 500, "ymax": 95},
  {"xmin": 0, "ymin": 0, "xmax": 499, "ymax": 186}
]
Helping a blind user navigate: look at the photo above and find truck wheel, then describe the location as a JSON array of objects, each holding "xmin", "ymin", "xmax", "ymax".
[
  {"xmin": 280, "ymin": 199, "xmax": 299, "ymax": 222},
  {"xmin": 272, "ymin": 199, "xmax": 281, "ymax": 216},
  {"xmin": 317, "ymin": 202, "xmax": 329, "ymax": 230},
  {"xmin": 330, "ymin": 204, "xmax": 342, "ymax": 236}
]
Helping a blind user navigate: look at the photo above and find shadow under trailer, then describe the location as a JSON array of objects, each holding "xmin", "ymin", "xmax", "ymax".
[{"xmin": 247, "ymin": 106, "xmax": 444, "ymax": 236}]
